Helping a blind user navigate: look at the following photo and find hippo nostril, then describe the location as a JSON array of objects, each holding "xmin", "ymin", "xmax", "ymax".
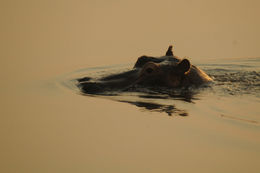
[{"xmin": 146, "ymin": 67, "xmax": 153, "ymax": 74}]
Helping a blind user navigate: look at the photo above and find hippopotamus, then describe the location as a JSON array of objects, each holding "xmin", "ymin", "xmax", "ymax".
[{"xmin": 78, "ymin": 46, "xmax": 212, "ymax": 94}]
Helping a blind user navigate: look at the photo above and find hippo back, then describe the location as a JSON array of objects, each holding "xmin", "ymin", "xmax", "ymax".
[{"xmin": 134, "ymin": 55, "xmax": 181, "ymax": 68}]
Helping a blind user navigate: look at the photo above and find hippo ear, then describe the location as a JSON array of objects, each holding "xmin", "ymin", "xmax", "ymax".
[
  {"xmin": 177, "ymin": 59, "xmax": 190, "ymax": 74},
  {"xmin": 165, "ymin": 45, "xmax": 173, "ymax": 56}
]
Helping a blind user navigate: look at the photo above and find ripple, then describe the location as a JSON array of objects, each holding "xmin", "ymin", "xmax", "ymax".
[{"xmin": 60, "ymin": 58, "xmax": 260, "ymax": 116}]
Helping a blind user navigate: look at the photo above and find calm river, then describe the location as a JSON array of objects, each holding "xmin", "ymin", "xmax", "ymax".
[{"xmin": 1, "ymin": 1, "xmax": 260, "ymax": 173}]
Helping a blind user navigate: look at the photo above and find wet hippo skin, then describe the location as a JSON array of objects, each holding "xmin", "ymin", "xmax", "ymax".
[{"xmin": 78, "ymin": 46, "xmax": 213, "ymax": 94}]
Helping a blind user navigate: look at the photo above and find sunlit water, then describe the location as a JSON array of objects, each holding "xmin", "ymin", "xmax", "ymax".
[
  {"xmin": 2, "ymin": 0, "xmax": 260, "ymax": 172},
  {"xmin": 1, "ymin": 57, "xmax": 260, "ymax": 173},
  {"xmin": 2, "ymin": 56, "xmax": 254, "ymax": 173}
]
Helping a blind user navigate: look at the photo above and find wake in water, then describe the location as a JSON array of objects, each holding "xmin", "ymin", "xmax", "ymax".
[
  {"xmin": 60, "ymin": 57, "xmax": 260, "ymax": 119},
  {"xmin": 203, "ymin": 58, "xmax": 260, "ymax": 99},
  {"xmin": 210, "ymin": 70, "xmax": 260, "ymax": 96}
]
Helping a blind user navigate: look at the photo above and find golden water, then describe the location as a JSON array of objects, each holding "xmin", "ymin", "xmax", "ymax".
[{"xmin": 1, "ymin": 1, "xmax": 260, "ymax": 172}]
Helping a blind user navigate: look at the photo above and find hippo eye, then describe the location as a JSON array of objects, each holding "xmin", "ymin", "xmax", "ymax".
[
  {"xmin": 146, "ymin": 68, "xmax": 154, "ymax": 74},
  {"xmin": 140, "ymin": 62, "xmax": 159, "ymax": 76}
]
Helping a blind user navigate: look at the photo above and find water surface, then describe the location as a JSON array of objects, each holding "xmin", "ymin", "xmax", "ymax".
[{"xmin": 1, "ymin": 1, "xmax": 260, "ymax": 173}]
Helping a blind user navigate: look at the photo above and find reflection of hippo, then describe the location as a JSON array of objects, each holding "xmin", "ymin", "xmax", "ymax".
[{"xmin": 78, "ymin": 46, "xmax": 212, "ymax": 94}]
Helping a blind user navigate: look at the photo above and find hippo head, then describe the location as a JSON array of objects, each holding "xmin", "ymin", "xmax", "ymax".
[
  {"xmin": 134, "ymin": 58, "xmax": 191, "ymax": 88},
  {"xmin": 78, "ymin": 45, "xmax": 212, "ymax": 94}
]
